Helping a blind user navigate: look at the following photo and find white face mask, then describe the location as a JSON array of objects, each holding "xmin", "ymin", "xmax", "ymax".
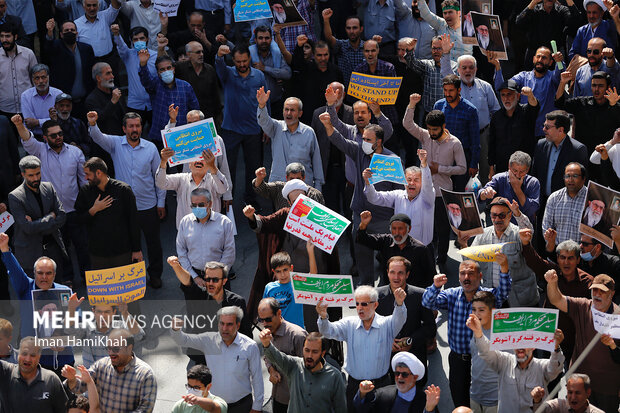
[
  {"xmin": 187, "ymin": 388, "xmax": 203, "ymax": 397},
  {"xmin": 362, "ymin": 140, "xmax": 375, "ymax": 155}
]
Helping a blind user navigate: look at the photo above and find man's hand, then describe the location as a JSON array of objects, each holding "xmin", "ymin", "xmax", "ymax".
[
  {"xmin": 466, "ymin": 313, "xmax": 483, "ymax": 336},
  {"xmin": 46, "ymin": 18, "xmax": 55, "ymax": 36},
  {"xmin": 10, "ymin": 114, "xmax": 25, "ymax": 129},
  {"xmin": 171, "ymin": 317, "xmax": 183, "ymax": 331},
  {"xmin": 67, "ymin": 292, "xmax": 85, "ymax": 313},
  {"xmin": 487, "ymin": 51, "xmax": 500, "ymax": 71},
  {"xmin": 24, "ymin": 118, "xmax": 39, "ymax": 129},
  {"xmin": 519, "ymin": 228, "xmax": 532, "ymax": 245},
  {"xmin": 131, "ymin": 251, "xmax": 143, "ymax": 262},
  {"xmin": 359, "ymin": 380, "xmax": 375, "ymax": 399},
  {"xmin": 318, "ymin": 112, "xmax": 332, "ymax": 128},
  {"xmin": 544, "ymin": 269, "xmax": 559, "ymax": 284},
  {"xmin": 160, "ymin": 147, "xmax": 174, "ymax": 163},
  {"xmin": 560, "ymin": 71, "xmax": 574, "ymax": 85},
  {"xmin": 111, "ymin": 88, "xmax": 122, "ymax": 104},
  {"xmin": 243, "ymin": 205, "xmax": 256, "ymax": 221},
  {"xmin": 77, "ymin": 365, "xmax": 93, "ymax": 384},
  {"xmin": 521, "ymin": 86, "xmax": 533, "ymax": 97},
  {"xmin": 259, "ymin": 328, "xmax": 272, "ymax": 347},
  {"xmin": 531, "ymin": 386, "xmax": 545, "ymax": 404},
  {"xmin": 495, "ymin": 252, "xmax": 509, "ymax": 273},
  {"xmin": 217, "ymin": 45, "xmax": 230, "ymax": 57},
  {"xmin": 368, "ymin": 100, "xmax": 381, "ymax": 117},
  {"xmin": 409, "ymin": 93, "xmax": 422, "ymax": 108},
  {"xmin": 508, "ymin": 200, "xmax": 522, "ymax": 217},
  {"xmin": 325, "ymin": 85, "xmax": 338, "ymax": 106},
  {"xmin": 611, "ymin": 225, "xmax": 620, "ymax": 245},
  {"xmin": 255, "ymin": 167, "xmax": 267, "ymax": 186},
  {"xmin": 509, "ymin": 169, "xmax": 524, "ymax": 190},
  {"xmin": 253, "ymin": 60, "xmax": 265, "ymax": 71},
  {"xmin": 596, "ymin": 144, "xmax": 610, "ymax": 160},
  {"xmin": 192, "ymin": 28, "xmax": 209, "ymax": 46},
  {"xmin": 543, "ymin": 228, "xmax": 557, "ymax": 246},
  {"xmin": 418, "ymin": 149, "xmax": 428, "ymax": 167},
  {"xmin": 167, "ymin": 103, "xmax": 179, "ymax": 124},
  {"xmin": 440, "ymin": 33, "xmax": 454, "ymax": 54},
  {"xmin": 429, "ymin": 161, "xmax": 439, "ymax": 175},
  {"xmin": 0, "ymin": 233, "xmax": 10, "ymax": 252},
  {"xmin": 268, "ymin": 367, "xmax": 282, "ymax": 384},
  {"xmin": 110, "ymin": 23, "xmax": 120, "ymax": 36},
  {"xmin": 605, "ymin": 87, "xmax": 619, "ymax": 106},
  {"xmin": 322, "ymin": 8, "xmax": 333, "ymax": 20},
  {"xmin": 433, "ymin": 274, "xmax": 448, "ymax": 288},
  {"xmin": 215, "ymin": 34, "xmax": 228, "ymax": 44},
  {"xmin": 138, "ymin": 48, "xmax": 150, "ymax": 67},
  {"xmin": 157, "ymin": 207, "xmax": 166, "ymax": 220},
  {"xmin": 61, "ymin": 364, "xmax": 77, "ymax": 381},
  {"xmin": 362, "ymin": 168, "xmax": 373, "ymax": 185},
  {"xmin": 425, "ymin": 385, "xmax": 441, "ymax": 412},
  {"xmin": 90, "ymin": 194, "xmax": 113, "ymax": 214},
  {"xmin": 394, "ymin": 287, "xmax": 406, "ymax": 306},
  {"xmin": 157, "ymin": 35, "xmax": 168, "ymax": 51},
  {"xmin": 603, "ymin": 47, "xmax": 615, "ymax": 59},
  {"xmin": 371, "ymin": 34, "xmax": 383, "ymax": 44},
  {"xmin": 402, "ymin": 37, "xmax": 416, "ymax": 52},
  {"xmin": 159, "ymin": 11, "xmax": 168, "ymax": 28},
  {"xmin": 167, "ymin": 255, "xmax": 181, "ymax": 269},
  {"xmin": 554, "ymin": 329, "xmax": 564, "ymax": 348},
  {"xmin": 202, "ymin": 149, "xmax": 217, "ymax": 173},
  {"xmin": 479, "ymin": 186, "xmax": 497, "ymax": 200},
  {"xmin": 552, "ymin": 51, "xmax": 564, "ymax": 63},
  {"xmin": 316, "ymin": 299, "xmax": 328, "ymax": 319},
  {"xmin": 48, "ymin": 107, "xmax": 58, "ymax": 121},
  {"xmin": 297, "ymin": 34, "xmax": 308, "ymax": 47},
  {"xmin": 457, "ymin": 231, "xmax": 471, "ymax": 248},
  {"xmin": 256, "ymin": 86, "xmax": 271, "ymax": 109},
  {"xmin": 468, "ymin": 167, "xmax": 478, "ymax": 178},
  {"xmin": 360, "ymin": 210, "xmax": 372, "ymax": 228},
  {"xmin": 601, "ymin": 334, "xmax": 617, "ymax": 349}
]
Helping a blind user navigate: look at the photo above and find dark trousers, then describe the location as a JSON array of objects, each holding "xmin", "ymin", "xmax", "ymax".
[
  {"xmin": 346, "ymin": 373, "xmax": 391, "ymax": 413},
  {"xmin": 221, "ymin": 128, "xmax": 263, "ymax": 205},
  {"xmin": 0, "ymin": 258, "xmax": 9, "ymax": 301},
  {"xmin": 590, "ymin": 391, "xmax": 619, "ymax": 413},
  {"xmin": 61, "ymin": 211, "xmax": 90, "ymax": 281},
  {"xmin": 433, "ymin": 197, "xmax": 451, "ymax": 263},
  {"xmin": 453, "ymin": 148, "xmax": 472, "ymax": 192},
  {"xmin": 448, "ymin": 351, "xmax": 471, "ymax": 408},
  {"xmin": 137, "ymin": 207, "xmax": 163, "ymax": 280},
  {"xmin": 227, "ymin": 393, "xmax": 253, "ymax": 413},
  {"xmin": 272, "ymin": 400, "xmax": 288, "ymax": 413}
]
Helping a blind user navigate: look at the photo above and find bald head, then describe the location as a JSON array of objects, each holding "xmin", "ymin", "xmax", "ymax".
[{"xmin": 453, "ymin": 407, "xmax": 473, "ymax": 413}]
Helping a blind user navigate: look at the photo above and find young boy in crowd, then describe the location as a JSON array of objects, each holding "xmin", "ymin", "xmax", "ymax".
[
  {"xmin": 172, "ymin": 364, "xmax": 228, "ymax": 413},
  {"xmin": 469, "ymin": 291, "xmax": 499, "ymax": 413},
  {"xmin": 0, "ymin": 318, "xmax": 17, "ymax": 363}
]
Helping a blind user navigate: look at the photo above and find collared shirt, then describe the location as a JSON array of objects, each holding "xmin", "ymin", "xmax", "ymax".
[
  {"xmin": 139, "ymin": 66, "xmax": 200, "ymax": 141},
  {"xmin": 22, "ymin": 135, "xmax": 86, "ymax": 212},
  {"xmin": 405, "ymin": 51, "xmax": 458, "ymax": 112},
  {"xmin": 172, "ymin": 392, "xmax": 228, "ymax": 413},
  {"xmin": 545, "ymin": 138, "xmax": 565, "ymax": 196},
  {"xmin": 398, "ymin": 16, "xmax": 437, "ymax": 59},
  {"xmin": 418, "ymin": 0, "xmax": 472, "ymax": 61},
  {"xmin": 542, "ymin": 186, "xmax": 588, "ymax": 245},
  {"xmin": 481, "ymin": 172, "xmax": 540, "ymax": 224},
  {"xmin": 318, "ymin": 304, "xmax": 407, "ymax": 379},
  {"xmin": 175, "ymin": 60, "xmax": 221, "ymax": 119},
  {"xmin": 72, "ymin": 354, "xmax": 157, "ymax": 413},
  {"xmin": 574, "ymin": 59, "xmax": 620, "ymax": 97},
  {"xmin": 75, "ymin": 6, "xmax": 120, "ymax": 57},
  {"xmin": 171, "ymin": 330, "xmax": 264, "ymax": 410},
  {"xmin": 474, "ymin": 334, "xmax": 564, "ymax": 413},
  {"xmin": 360, "ymin": 0, "xmax": 411, "ymax": 43},
  {"xmin": 569, "ymin": 20, "xmax": 618, "ymax": 62},
  {"xmin": 114, "ymin": 34, "xmax": 157, "ymax": 111},
  {"xmin": 6, "ymin": 0, "xmax": 36, "ymax": 34},
  {"xmin": 20, "ymin": 86, "xmax": 64, "ymax": 136},
  {"xmin": 0, "ymin": 361, "xmax": 68, "ymax": 413},
  {"xmin": 195, "ymin": 0, "xmax": 232, "ymax": 24},
  {"xmin": 278, "ymin": 0, "xmax": 315, "ymax": 52},
  {"xmin": 334, "ymin": 39, "xmax": 365, "ymax": 88},
  {"xmin": 354, "ymin": 59, "xmax": 399, "ymax": 124},
  {"xmin": 0, "ymin": 45, "xmax": 37, "ymax": 113},
  {"xmin": 264, "ymin": 320, "xmax": 307, "ymax": 404},
  {"xmin": 156, "ymin": 168, "xmax": 228, "ymax": 228},
  {"xmin": 119, "ymin": 0, "xmax": 161, "ymax": 46},
  {"xmin": 215, "ymin": 55, "xmax": 267, "ymax": 135},
  {"xmin": 89, "ymin": 125, "xmax": 166, "ymax": 210},
  {"xmin": 250, "ymin": 49, "xmax": 292, "ymax": 103},
  {"xmin": 470, "ymin": 328, "xmax": 499, "ymax": 406},
  {"xmin": 176, "ymin": 211, "xmax": 235, "ymax": 278},
  {"xmin": 56, "ymin": 0, "xmax": 108, "ymax": 21},
  {"xmin": 257, "ymin": 105, "xmax": 324, "ymax": 188},
  {"xmin": 536, "ymin": 398, "xmax": 605, "ymax": 413},
  {"xmin": 433, "ymin": 97, "xmax": 480, "ymax": 167},
  {"xmin": 495, "ymin": 67, "xmax": 563, "ymax": 136},
  {"xmin": 403, "ymin": 106, "xmax": 467, "ymax": 193},
  {"xmin": 422, "ymin": 273, "xmax": 511, "ymax": 353},
  {"xmin": 363, "ymin": 165, "xmax": 435, "ymax": 245}
]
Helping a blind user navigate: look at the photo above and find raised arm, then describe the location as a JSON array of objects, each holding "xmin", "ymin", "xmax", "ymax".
[
  {"xmin": 322, "ymin": 8, "xmax": 337, "ymax": 47},
  {"xmin": 543, "ymin": 270, "xmax": 568, "ymax": 312}
]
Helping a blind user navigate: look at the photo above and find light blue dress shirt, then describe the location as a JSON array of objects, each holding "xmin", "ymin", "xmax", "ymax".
[
  {"xmin": 359, "ymin": 0, "xmax": 411, "ymax": 43},
  {"xmin": 75, "ymin": 5, "xmax": 120, "ymax": 57},
  {"xmin": 20, "ymin": 86, "xmax": 64, "ymax": 136},
  {"xmin": 318, "ymin": 303, "xmax": 407, "ymax": 380},
  {"xmin": 573, "ymin": 59, "xmax": 619, "ymax": 97},
  {"xmin": 257, "ymin": 105, "xmax": 324, "ymax": 189},
  {"xmin": 397, "ymin": 15, "xmax": 437, "ymax": 59},
  {"xmin": 114, "ymin": 34, "xmax": 157, "ymax": 110},
  {"xmin": 22, "ymin": 134, "xmax": 87, "ymax": 212},
  {"xmin": 89, "ymin": 124, "xmax": 166, "ymax": 210},
  {"xmin": 195, "ymin": 0, "xmax": 232, "ymax": 24},
  {"xmin": 545, "ymin": 139, "xmax": 565, "ymax": 196},
  {"xmin": 6, "ymin": 0, "xmax": 36, "ymax": 34},
  {"xmin": 119, "ymin": 0, "xmax": 161, "ymax": 46},
  {"xmin": 56, "ymin": 0, "xmax": 108, "ymax": 21}
]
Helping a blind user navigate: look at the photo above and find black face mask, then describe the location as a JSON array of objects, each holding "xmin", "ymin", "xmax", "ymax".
[{"xmin": 62, "ymin": 32, "xmax": 77, "ymax": 45}]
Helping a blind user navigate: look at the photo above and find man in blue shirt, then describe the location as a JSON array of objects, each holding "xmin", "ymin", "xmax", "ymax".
[
  {"xmin": 87, "ymin": 111, "xmax": 166, "ymax": 288},
  {"xmin": 569, "ymin": 0, "xmax": 618, "ymax": 63},
  {"xmin": 433, "ymin": 74, "xmax": 479, "ymax": 191},
  {"xmin": 572, "ymin": 37, "xmax": 619, "ymax": 97},
  {"xmin": 216, "ymin": 44, "xmax": 268, "ymax": 205},
  {"xmin": 75, "ymin": 0, "xmax": 121, "ymax": 74}
]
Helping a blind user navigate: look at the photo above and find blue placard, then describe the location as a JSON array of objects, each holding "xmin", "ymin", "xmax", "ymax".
[
  {"xmin": 161, "ymin": 119, "xmax": 221, "ymax": 166},
  {"xmin": 234, "ymin": 0, "xmax": 273, "ymax": 22},
  {"xmin": 368, "ymin": 154, "xmax": 406, "ymax": 185}
]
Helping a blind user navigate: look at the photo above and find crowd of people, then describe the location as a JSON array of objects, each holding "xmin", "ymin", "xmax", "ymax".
[{"xmin": 0, "ymin": 0, "xmax": 620, "ymax": 411}]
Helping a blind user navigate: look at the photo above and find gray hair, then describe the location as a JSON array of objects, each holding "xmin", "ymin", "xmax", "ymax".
[
  {"xmin": 354, "ymin": 285, "xmax": 378, "ymax": 302},
  {"xmin": 567, "ymin": 373, "xmax": 591, "ymax": 390},
  {"xmin": 30, "ymin": 63, "xmax": 50, "ymax": 78},
  {"xmin": 187, "ymin": 110, "xmax": 205, "ymax": 120},
  {"xmin": 398, "ymin": 37, "xmax": 414, "ymax": 46},
  {"xmin": 457, "ymin": 54, "xmax": 477, "ymax": 68},
  {"xmin": 508, "ymin": 151, "xmax": 532, "ymax": 169},
  {"xmin": 34, "ymin": 256, "xmax": 57, "ymax": 273},
  {"xmin": 190, "ymin": 188, "xmax": 212, "ymax": 202},
  {"xmin": 217, "ymin": 306, "xmax": 244, "ymax": 323},
  {"xmin": 556, "ymin": 240, "xmax": 580, "ymax": 257},
  {"xmin": 405, "ymin": 166, "xmax": 421, "ymax": 175},
  {"xmin": 204, "ymin": 261, "xmax": 229, "ymax": 278},
  {"xmin": 285, "ymin": 97, "xmax": 303, "ymax": 111},
  {"xmin": 19, "ymin": 336, "xmax": 42, "ymax": 355},
  {"xmin": 19, "ymin": 155, "xmax": 41, "ymax": 173},
  {"xmin": 285, "ymin": 162, "xmax": 305, "ymax": 177},
  {"xmin": 92, "ymin": 62, "xmax": 111, "ymax": 81}
]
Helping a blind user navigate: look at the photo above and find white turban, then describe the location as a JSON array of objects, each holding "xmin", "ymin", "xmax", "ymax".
[
  {"xmin": 391, "ymin": 352, "xmax": 425, "ymax": 379},
  {"xmin": 583, "ymin": 0, "xmax": 605, "ymax": 10},
  {"xmin": 282, "ymin": 179, "xmax": 309, "ymax": 200}
]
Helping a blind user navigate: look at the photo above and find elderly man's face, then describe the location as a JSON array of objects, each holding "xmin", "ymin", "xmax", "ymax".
[
  {"xmin": 18, "ymin": 343, "xmax": 40, "ymax": 377},
  {"xmin": 405, "ymin": 170, "xmax": 422, "ymax": 199},
  {"xmin": 490, "ymin": 205, "xmax": 512, "ymax": 234},
  {"xmin": 509, "ymin": 163, "xmax": 529, "ymax": 179},
  {"xmin": 563, "ymin": 164, "xmax": 585, "ymax": 194},
  {"xmin": 34, "ymin": 259, "xmax": 55, "ymax": 290},
  {"xmin": 188, "ymin": 14, "xmax": 204, "ymax": 31},
  {"xmin": 355, "ymin": 294, "xmax": 377, "ymax": 321},
  {"xmin": 585, "ymin": 3, "xmax": 603, "ymax": 25},
  {"xmin": 589, "ymin": 200, "xmax": 605, "ymax": 218},
  {"xmin": 97, "ymin": 65, "xmax": 114, "ymax": 88},
  {"xmin": 187, "ymin": 44, "xmax": 204, "ymax": 66},
  {"xmin": 514, "ymin": 348, "xmax": 534, "ymax": 363},
  {"xmin": 83, "ymin": 0, "xmax": 99, "ymax": 18},
  {"xmin": 56, "ymin": 100, "xmax": 72, "ymax": 120},
  {"xmin": 257, "ymin": 303, "xmax": 282, "ymax": 332},
  {"xmin": 32, "ymin": 70, "xmax": 49, "ymax": 93},
  {"xmin": 500, "ymin": 89, "xmax": 520, "ymax": 111},
  {"xmin": 458, "ymin": 58, "xmax": 476, "ymax": 84},
  {"xmin": 394, "ymin": 366, "xmax": 417, "ymax": 393},
  {"xmin": 447, "ymin": 203, "xmax": 461, "ymax": 217},
  {"xmin": 218, "ymin": 314, "xmax": 240, "ymax": 343},
  {"xmin": 557, "ymin": 249, "xmax": 579, "ymax": 276},
  {"xmin": 431, "ymin": 39, "xmax": 443, "ymax": 62},
  {"xmin": 283, "ymin": 99, "xmax": 302, "ymax": 126},
  {"xmin": 387, "ymin": 261, "xmax": 409, "ymax": 290},
  {"xmin": 458, "ymin": 262, "xmax": 482, "ymax": 294},
  {"xmin": 566, "ymin": 378, "xmax": 591, "ymax": 411},
  {"xmin": 390, "ymin": 221, "xmax": 409, "ymax": 244},
  {"xmin": 591, "ymin": 287, "xmax": 614, "ymax": 312}
]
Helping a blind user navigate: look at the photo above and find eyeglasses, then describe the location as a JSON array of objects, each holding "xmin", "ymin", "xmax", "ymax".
[
  {"xmin": 257, "ymin": 316, "xmax": 273, "ymax": 323},
  {"xmin": 190, "ymin": 203, "xmax": 207, "ymax": 207},
  {"xmin": 107, "ymin": 346, "xmax": 122, "ymax": 353},
  {"xmin": 185, "ymin": 384, "xmax": 204, "ymax": 391},
  {"xmin": 579, "ymin": 240, "xmax": 595, "ymax": 246},
  {"xmin": 431, "ymin": 47, "xmax": 443, "ymax": 51},
  {"xmin": 355, "ymin": 301, "xmax": 375, "ymax": 307},
  {"xmin": 563, "ymin": 174, "xmax": 581, "ymax": 179},
  {"xmin": 542, "ymin": 124, "xmax": 556, "ymax": 130},
  {"xmin": 46, "ymin": 131, "xmax": 64, "ymax": 138},
  {"xmin": 394, "ymin": 371, "xmax": 412, "ymax": 378},
  {"xmin": 204, "ymin": 277, "xmax": 223, "ymax": 283},
  {"xmin": 586, "ymin": 49, "xmax": 601, "ymax": 55},
  {"xmin": 490, "ymin": 212, "xmax": 509, "ymax": 219}
]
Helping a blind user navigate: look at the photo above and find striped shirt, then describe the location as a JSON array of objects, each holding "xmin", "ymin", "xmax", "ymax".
[
  {"xmin": 405, "ymin": 51, "xmax": 458, "ymax": 113},
  {"xmin": 418, "ymin": 0, "xmax": 472, "ymax": 61}
]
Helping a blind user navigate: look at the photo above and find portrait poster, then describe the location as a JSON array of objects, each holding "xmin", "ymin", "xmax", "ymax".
[
  {"xmin": 32, "ymin": 288, "xmax": 72, "ymax": 346},
  {"xmin": 470, "ymin": 12, "xmax": 507, "ymax": 60},
  {"xmin": 579, "ymin": 181, "xmax": 620, "ymax": 248},
  {"xmin": 461, "ymin": 0, "xmax": 493, "ymax": 44},
  {"xmin": 268, "ymin": 0, "xmax": 307, "ymax": 28},
  {"xmin": 440, "ymin": 188, "xmax": 484, "ymax": 237}
]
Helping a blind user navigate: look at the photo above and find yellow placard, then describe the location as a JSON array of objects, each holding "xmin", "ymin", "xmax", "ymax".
[
  {"xmin": 85, "ymin": 261, "xmax": 147, "ymax": 305},
  {"xmin": 347, "ymin": 72, "xmax": 403, "ymax": 105},
  {"xmin": 458, "ymin": 243, "xmax": 509, "ymax": 262}
]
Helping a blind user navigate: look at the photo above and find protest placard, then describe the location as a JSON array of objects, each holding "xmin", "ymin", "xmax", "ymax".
[
  {"xmin": 592, "ymin": 307, "xmax": 620, "ymax": 339},
  {"xmin": 347, "ymin": 72, "xmax": 403, "ymax": 105},
  {"xmin": 458, "ymin": 242, "xmax": 512, "ymax": 262},
  {"xmin": 85, "ymin": 262, "xmax": 147, "ymax": 305},
  {"xmin": 161, "ymin": 118, "xmax": 222, "ymax": 166},
  {"xmin": 440, "ymin": 188, "xmax": 484, "ymax": 237},
  {"xmin": 471, "ymin": 12, "xmax": 507, "ymax": 60},
  {"xmin": 234, "ymin": 0, "xmax": 273, "ymax": 22},
  {"xmin": 579, "ymin": 181, "xmax": 620, "ymax": 249},
  {"xmin": 0, "ymin": 211, "xmax": 14, "ymax": 232},
  {"xmin": 268, "ymin": 0, "xmax": 307, "ymax": 27},
  {"xmin": 461, "ymin": 0, "xmax": 493, "ymax": 44},
  {"xmin": 368, "ymin": 153, "xmax": 406, "ymax": 185},
  {"xmin": 153, "ymin": 0, "xmax": 181, "ymax": 16},
  {"xmin": 490, "ymin": 308, "xmax": 559, "ymax": 352},
  {"xmin": 284, "ymin": 194, "xmax": 351, "ymax": 254},
  {"xmin": 291, "ymin": 273, "xmax": 354, "ymax": 306}
]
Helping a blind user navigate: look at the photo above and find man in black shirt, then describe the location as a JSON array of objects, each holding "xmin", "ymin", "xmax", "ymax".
[{"xmin": 74, "ymin": 157, "xmax": 142, "ymax": 270}]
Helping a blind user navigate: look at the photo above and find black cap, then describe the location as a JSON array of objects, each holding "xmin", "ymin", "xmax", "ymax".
[
  {"xmin": 390, "ymin": 213, "xmax": 411, "ymax": 227},
  {"xmin": 498, "ymin": 79, "xmax": 520, "ymax": 93},
  {"xmin": 55, "ymin": 93, "xmax": 72, "ymax": 103}
]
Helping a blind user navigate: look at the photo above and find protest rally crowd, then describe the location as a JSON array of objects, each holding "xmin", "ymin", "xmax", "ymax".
[{"xmin": 1, "ymin": 0, "xmax": 620, "ymax": 411}]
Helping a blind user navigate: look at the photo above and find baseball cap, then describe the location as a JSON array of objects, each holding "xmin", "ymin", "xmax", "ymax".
[
  {"xmin": 498, "ymin": 79, "xmax": 521, "ymax": 93},
  {"xmin": 590, "ymin": 274, "xmax": 615, "ymax": 292},
  {"xmin": 55, "ymin": 93, "xmax": 73, "ymax": 103}
]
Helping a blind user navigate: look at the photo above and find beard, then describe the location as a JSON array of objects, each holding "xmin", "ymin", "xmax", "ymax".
[
  {"xmin": 503, "ymin": 99, "xmax": 518, "ymax": 111},
  {"xmin": 412, "ymin": 7, "xmax": 421, "ymax": 19},
  {"xmin": 534, "ymin": 62, "xmax": 549, "ymax": 74},
  {"xmin": 57, "ymin": 111, "xmax": 71, "ymax": 121},
  {"xmin": 448, "ymin": 212, "xmax": 462, "ymax": 228},
  {"xmin": 478, "ymin": 34, "xmax": 489, "ymax": 49},
  {"xmin": 274, "ymin": 10, "xmax": 287, "ymax": 23},
  {"xmin": 102, "ymin": 79, "xmax": 115, "ymax": 89},
  {"xmin": 585, "ymin": 206, "xmax": 603, "ymax": 227},
  {"xmin": 391, "ymin": 234, "xmax": 407, "ymax": 245}
]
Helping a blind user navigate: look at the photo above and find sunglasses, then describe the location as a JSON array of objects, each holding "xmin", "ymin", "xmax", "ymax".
[
  {"xmin": 394, "ymin": 371, "xmax": 412, "ymax": 378},
  {"xmin": 257, "ymin": 316, "xmax": 273, "ymax": 323},
  {"xmin": 204, "ymin": 277, "xmax": 223, "ymax": 283},
  {"xmin": 586, "ymin": 49, "xmax": 601, "ymax": 55},
  {"xmin": 46, "ymin": 131, "xmax": 64, "ymax": 138},
  {"xmin": 355, "ymin": 301, "xmax": 375, "ymax": 307},
  {"xmin": 107, "ymin": 346, "xmax": 122, "ymax": 353},
  {"xmin": 490, "ymin": 212, "xmax": 508, "ymax": 219},
  {"xmin": 579, "ymin": 240, "xmax": 595, "ymax": 246}
]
